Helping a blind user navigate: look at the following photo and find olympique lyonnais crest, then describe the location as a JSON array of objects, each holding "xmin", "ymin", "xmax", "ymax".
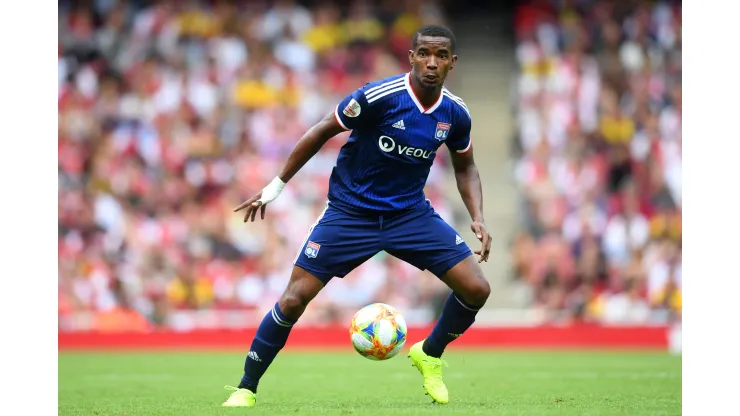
[
  {"xmin": 305, "ymin": 241, "xmax": 321, "ymax": 258},
  {"xmin": 434, "ymin": 122, "xmax": 450, "ymax": 141}
]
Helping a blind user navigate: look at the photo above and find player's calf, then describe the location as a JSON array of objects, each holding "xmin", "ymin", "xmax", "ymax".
[
  {"xmin": 407, "ymin": 256, "xmax": 488, "ymax": 404},
  {"xmin": 233, "ymin": 266, "xmax": 325, "ymax": 397},
  {"xmin": 424, "ymin": 255, "xmax": 490, "ymax": 358}
]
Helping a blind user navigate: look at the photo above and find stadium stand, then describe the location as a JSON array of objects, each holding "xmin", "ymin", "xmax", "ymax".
[
  {"xmin": 58, "ymin": 0, "xmax": 681, "ymax": 332},
  {"xmin": 509, "ymin": 0, "xmax": 681, "ymax": 325},
  {"xmin": 58, "ymin": 0, "xmax": 457, "ymax": 331}
]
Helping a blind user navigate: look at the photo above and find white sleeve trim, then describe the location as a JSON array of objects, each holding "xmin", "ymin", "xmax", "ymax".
[
  {"xmin": 334, "ymin": 105, "xmax": 350, "ymax": 131},
  {"xmin": 456, "ymin": 138, "xmax": 472, "ymax": 153}
]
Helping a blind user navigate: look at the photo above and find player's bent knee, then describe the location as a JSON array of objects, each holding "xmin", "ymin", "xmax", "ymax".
[
  {"xmin": 466, "ymin": 259, "xmax": 491, "ymax": 305},
  {"xmin": 278, "ymin": 292, "xmax": 310, "ymax": 319},
  {"xmin": 441, "ymin": 256, "xmax": 491, "ymax": 307},
  {"xmin": 457, "ymin": 277, "xmax": 490, "ymax": 308},
  {"xmin": 467, "ymin": 278, "xmax": 491, "ymax": 307},
  {"xmin": 277, "ymin": 267, "xmax": 325, "ymax": 319},
  {"xmin": 462, "ymin": 268, "xmax": 491, "ymax": 307}
]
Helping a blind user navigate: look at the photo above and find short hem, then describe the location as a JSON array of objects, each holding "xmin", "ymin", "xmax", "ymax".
[
  {"xmin": 293, "ymin": 262, "xmax": 337, "ymax": 284},
  {"xmin": 428, "ymin": 250, "xmax": 474, "ymax": 278}
]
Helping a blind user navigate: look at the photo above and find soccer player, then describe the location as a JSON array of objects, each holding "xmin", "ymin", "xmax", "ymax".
[{"xmin": 223, "ymin": 25, "xmax": 491, "ymax": 407}]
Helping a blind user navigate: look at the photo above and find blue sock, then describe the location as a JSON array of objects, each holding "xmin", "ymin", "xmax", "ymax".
[
  {"xmin": 238, "ymin": 303, "xmax": 296, "ymax": 392},
  {"xmin": 423, "ymin": 292, "xmax": 481, "ymax": 358}
]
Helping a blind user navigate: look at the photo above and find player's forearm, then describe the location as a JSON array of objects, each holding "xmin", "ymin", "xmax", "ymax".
[
  {"xmin": 277, "ymin": 115, "xmax": 343, "ymax": 183},
  {"xmin": 454, "ymin": 165, "xmax": 485, "ymax": 222},
  {"xmin": 277, "ymin": 134, "xmax": 329, "ymax": 183}
]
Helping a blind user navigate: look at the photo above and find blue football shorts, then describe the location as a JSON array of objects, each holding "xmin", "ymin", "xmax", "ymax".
[{"xmin": 293, "ymin": 200, "xmax": 473, "ymax": 283}]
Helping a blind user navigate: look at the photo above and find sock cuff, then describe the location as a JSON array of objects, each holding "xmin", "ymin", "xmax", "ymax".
[
  {"xmin": 453, "ymin": 293, "xmax": 482, "ymax": 311},
  {"xmin": 271, "ymin": 303, "xmax": 296, "ymax": 327}
]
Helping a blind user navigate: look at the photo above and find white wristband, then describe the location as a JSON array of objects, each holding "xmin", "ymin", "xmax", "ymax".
[{"xmin": 257, "ymin": 176, "xmax": 286, "ymax": 205}]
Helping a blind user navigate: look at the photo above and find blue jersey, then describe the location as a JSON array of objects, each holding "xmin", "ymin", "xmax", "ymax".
[{"xmin": 329, "ymin": 72, "xmax": 472, "ymax": 213}]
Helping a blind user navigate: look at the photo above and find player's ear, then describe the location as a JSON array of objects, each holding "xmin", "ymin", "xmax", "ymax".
[
  {"xmin": 450, "ymin": 55, "xmax": 458, "ymax": 70},
  {"xmin": 408, "ymin": 50, "xmax": 414, "ymax": 66}
]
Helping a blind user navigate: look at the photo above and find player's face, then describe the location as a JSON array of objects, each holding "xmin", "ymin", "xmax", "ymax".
[{"xmin": 409, "ymin": 36, "xmax": 457, "ymax": 89}]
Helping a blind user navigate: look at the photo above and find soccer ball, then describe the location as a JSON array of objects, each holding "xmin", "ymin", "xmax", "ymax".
[{"xmin": 349, "ymin": 303, "xmax": 407, "ymax": 361}]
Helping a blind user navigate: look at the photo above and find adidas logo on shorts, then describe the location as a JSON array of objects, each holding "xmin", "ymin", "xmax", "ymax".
[{"xmin": 455, "ymin": 235, "xmax": 464, "ymax": 245}]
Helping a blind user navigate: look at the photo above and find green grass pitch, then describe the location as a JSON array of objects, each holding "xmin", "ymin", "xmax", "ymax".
[{"xmin": 59, "ymin": 350, "xmax": 681, "ymax": 415}]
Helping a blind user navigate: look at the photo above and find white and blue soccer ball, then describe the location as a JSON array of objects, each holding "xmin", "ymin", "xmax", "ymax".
[{"xmin": 349, "ymin": 303, "xmax": 407, "ymax": 361}]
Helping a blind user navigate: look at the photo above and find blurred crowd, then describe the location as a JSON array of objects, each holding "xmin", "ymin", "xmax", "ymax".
[
  {"xmin": 58, "ymin": 0, "xmax": 682, "ymax": 332},
  {"xmin": 510, "ymin": 0, "xmax": 681, "ymax": 325},
  {"xmin": 57, "ymin": 0, "xmax": 457, "ymax": 332}
]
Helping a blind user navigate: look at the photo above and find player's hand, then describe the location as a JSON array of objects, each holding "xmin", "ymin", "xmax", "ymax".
[
  {"xmin": 233, "ymin": 191, "xmax": 268, "ymax": 222},
  {"xmin": 233, "ymin": 177, "xmax": 286, "ymax": 222},
  {"xmin": 471, "ymin": 221, "xmax": 491, "ymax": 263}
]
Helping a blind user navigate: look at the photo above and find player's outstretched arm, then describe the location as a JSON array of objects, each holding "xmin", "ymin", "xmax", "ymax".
[
  {"xmin": 234, "ymin": 112, "xmax": 347, "ymax": 222},
  {"xmin": 449, "ymin": 147, "xmax": 491, "ymax": 262}
]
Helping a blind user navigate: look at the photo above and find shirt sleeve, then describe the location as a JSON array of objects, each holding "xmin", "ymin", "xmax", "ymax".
[
  {"xmin": 446, "ymin": 112, "xmax": 472, "ymax": 153},
  {"xmin": 334, "ymin": 87, "xmax": 374, "ymax": 131}
]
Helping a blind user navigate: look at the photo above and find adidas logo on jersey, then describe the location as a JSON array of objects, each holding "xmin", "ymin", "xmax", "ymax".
[
  {"xmin": 392, "ymin": 120, "xmax": 405, "ymax": 130},
  {"xmin": 247, "ymin": 351, "xmax": 262, "ymax": 362},
  {"xmin": 455, "ymin": 235, "xmax": 464, "ymax": 245}
]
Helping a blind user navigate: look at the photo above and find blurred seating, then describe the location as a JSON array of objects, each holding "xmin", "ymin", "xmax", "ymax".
[
  {"xmin": 58, "ymin": 0, "xmax": 455, "ymax": 331},
  {"xmin": 510, "ymin": 0, "xmax": 681, "ymax": 325}
]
